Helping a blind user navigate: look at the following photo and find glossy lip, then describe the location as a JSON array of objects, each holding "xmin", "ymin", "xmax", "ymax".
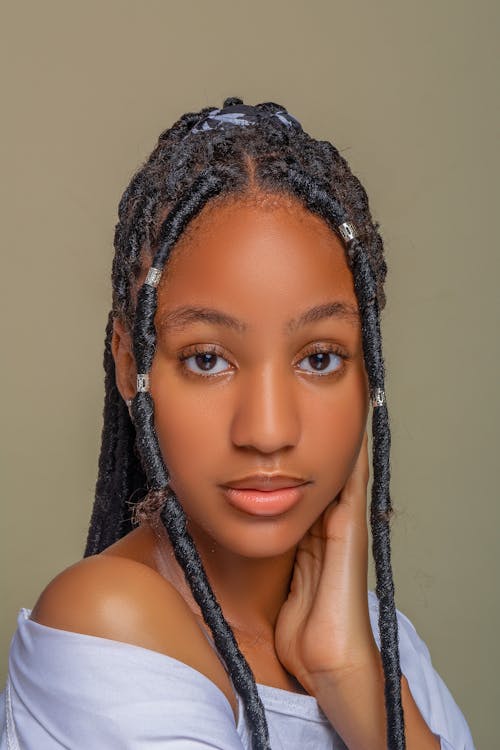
[
  {"xmin": 222, "ymin": 473, "xmax": 308, "ymax": 491},
  {"xmin": 221, "ymin": 483, "xmax": 309, "ymax": 516}
]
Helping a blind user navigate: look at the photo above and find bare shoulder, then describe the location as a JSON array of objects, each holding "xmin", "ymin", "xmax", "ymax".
[
  {"xmin": 30, "ymin": 554, "xmax": 238, "ymax": 721},
  {"xmin": 30, "ymin": 555, "xmax": 191, "ymax": 648}
]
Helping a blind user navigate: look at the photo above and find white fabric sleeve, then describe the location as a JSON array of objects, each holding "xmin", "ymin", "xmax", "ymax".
[
  {"xmin": 4, "ymin": 611, "xmax": 247, "ymax": 750},
  {"xmin": 368, "ymin": 591, "xmax": 476, "ymax": 750}
]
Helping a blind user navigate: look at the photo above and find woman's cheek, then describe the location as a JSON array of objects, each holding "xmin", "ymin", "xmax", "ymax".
[
  {"xmin": 314, "ymin": 383, "xmax": 368, "ymax": 497},
  {"xmin": 153, "ymin": 391, "xmax": 220, "ymax": 497}
]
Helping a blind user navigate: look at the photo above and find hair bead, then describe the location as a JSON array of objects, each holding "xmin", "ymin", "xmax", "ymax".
[
  {"xmin": 136, "ymin": 373, "xmax": 150, "ymax": 392},
  {"xmin": 338, "ymin": 221, "xmax": 357, "ymax": 243},
  {"xmin": 372, "ymin": 387, "xmax": 386, "ymax": 407},
  {"xmin": 144, "ymin": 267, "xmax": 162, "ymax": 287}
]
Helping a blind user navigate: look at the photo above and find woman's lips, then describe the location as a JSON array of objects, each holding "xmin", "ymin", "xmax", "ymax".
[{"xmin": 221, "ymin": 484, "xmax": 308, "ymax": 516}]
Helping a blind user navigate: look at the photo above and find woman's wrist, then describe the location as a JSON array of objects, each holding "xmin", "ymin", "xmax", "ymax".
[
  {"xmin": 310, "ymin": 647, "xmax": 387, "ymax": 750},
  {"xmin": 310, "ymin": 646, "xmax": 441, "ymax": 750}
]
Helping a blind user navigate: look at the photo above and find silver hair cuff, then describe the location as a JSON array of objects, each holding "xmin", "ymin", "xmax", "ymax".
[
  {"xmin": 338, "ymin": 221, "xmax": 357, "ymax": 243},
  {"xmin": 372, "ymin": 388, "xmax": 386, "ymax": 408},
  {"xmin": 137, "ymin": 373, "xmax": 150, "ymax": 392},
  {"xmin": 145, "ymin": 267, "xmax": 162, "ymax": 287}
]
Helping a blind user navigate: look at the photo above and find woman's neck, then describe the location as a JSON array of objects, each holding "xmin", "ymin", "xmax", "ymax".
[{"xmin": 147, "ymin": 511, "xmax": 297, "ymax": 640}]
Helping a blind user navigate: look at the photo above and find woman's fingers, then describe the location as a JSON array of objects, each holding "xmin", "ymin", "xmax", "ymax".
[
  {"xmin": 356, "ymin": 429, "xmax": 369, "ymax": 486},
  {"xmin": 325, "ymin": 431, "xmax": 369, "ymax": 532},
  {"xmin": 343, "ymin": 430, "xmax": 368, "ymax": 495}
]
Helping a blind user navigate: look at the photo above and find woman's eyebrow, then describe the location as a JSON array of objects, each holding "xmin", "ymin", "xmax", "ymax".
[
  {"xmin": 158, "ymin": 301, "xmax": 360, "ymax": 335},
  {"xmin": 287, "ymin": 301, "xmax": 360, "ymax": 332},
  {"xmin": 158, "ymin": 306, "xmax": 246, "ymax": 334}
]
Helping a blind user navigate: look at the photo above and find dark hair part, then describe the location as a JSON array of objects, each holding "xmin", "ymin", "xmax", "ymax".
[{"xmin": 84, "ymin": 97, "xmax": 405, "ymax": 749}]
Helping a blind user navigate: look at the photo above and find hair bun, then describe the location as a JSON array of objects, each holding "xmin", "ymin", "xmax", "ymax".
[{"xmin": 223, "ymin": 96, "xmax": 244, "ymax": 107}]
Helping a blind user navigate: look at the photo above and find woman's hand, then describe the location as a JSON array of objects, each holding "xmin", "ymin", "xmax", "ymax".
[{"xmin": 274, "ymin": 430, "xmax": 380, "ymax": 696}]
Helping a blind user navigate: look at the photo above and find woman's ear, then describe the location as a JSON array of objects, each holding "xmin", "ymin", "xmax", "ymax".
[{"xmin": 111, "ymin": 317, "xmax": 136, "ymax": 401}]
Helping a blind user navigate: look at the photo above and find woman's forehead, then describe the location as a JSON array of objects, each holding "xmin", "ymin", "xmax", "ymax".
[{"xmin": 160, "ymin": 198, "xmax": 354, "ymax": 293}]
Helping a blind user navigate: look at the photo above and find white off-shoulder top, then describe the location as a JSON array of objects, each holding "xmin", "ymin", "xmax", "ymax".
[{"xmin": 0, "ymin": 590, "xmax": 475, "ymax": 749}]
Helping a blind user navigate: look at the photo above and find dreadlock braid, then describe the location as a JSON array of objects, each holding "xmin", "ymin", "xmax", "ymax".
[
  {"xmin": 84, "ymin": 312, "xmax": 145, "ymax": 556},
  {"xmin": 350, "ymin": 242, "xmax": 404, "ymax": 748},
  {"xmin": 85, "ymin": 110, "xmax": 227, "ymax": 556},
  {"xmin": 160, "ymin": 492, "xmax": 272, "ymax": 747},
  {"xmin": 85, "ymin": 95, "xmax": 404, "ymax": 749},
  {"xmin": 130, "ymin": 168, "xmax": 271, "ymax": 749},
  {"xmin": 257, "ymin": 164, "xmax": 404, "ymax": 748}
]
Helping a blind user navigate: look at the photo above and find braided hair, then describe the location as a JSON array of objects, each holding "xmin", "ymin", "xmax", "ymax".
[{"xmin": 84, "ymin": 96, "xmax": 404, "ymax": 749}]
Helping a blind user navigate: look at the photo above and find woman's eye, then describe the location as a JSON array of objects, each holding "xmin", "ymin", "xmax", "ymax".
[
  {"xmin": 182, "ymin": 352, "xmax": 231, "ymax": 375},
  {"xmin": 297, "ymin": 349, "xmax": 344, "ymax": 376}
]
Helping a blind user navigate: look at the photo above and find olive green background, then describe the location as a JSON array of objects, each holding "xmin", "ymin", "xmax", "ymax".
[{"xmin": 1, "ymin": 1, "xmax": 498, "ymax": 747}]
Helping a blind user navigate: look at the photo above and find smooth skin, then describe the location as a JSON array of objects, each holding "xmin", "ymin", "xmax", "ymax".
[{"xmin": 31, "ymin": 195, "xmax": 439, "ymax": 748}]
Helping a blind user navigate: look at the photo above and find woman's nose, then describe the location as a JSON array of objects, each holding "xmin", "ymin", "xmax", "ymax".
[{"xmin": 229, "ymin": 363, "xmax": 300, "ymax": 454}]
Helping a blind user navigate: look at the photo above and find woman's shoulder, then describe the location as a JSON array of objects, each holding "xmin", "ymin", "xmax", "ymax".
[
  {"xmin": 29, "ymin": 550, "xmax": 238, "ymax": 720},
  {"xmin": 30, "ymin": 553, "xmax": 181, "ymax": 641}
]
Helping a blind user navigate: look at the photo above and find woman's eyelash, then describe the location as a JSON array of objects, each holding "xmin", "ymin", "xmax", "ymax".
[
  {"xmin": 177, "ymin": 343, "xmax": 350, "ymax": 379},
  {"xmin": 296, "ymin": 344, "xmax": 349, "ymax": 378},
  {"xmin": 179, "ymin": 346, "xmax": 232, "ymax": 378}
]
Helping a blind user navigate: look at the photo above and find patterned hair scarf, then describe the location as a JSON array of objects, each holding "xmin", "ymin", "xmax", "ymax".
[{"xmin": 185, "ymin": 102, "xmax": 302, "ymax": 137}]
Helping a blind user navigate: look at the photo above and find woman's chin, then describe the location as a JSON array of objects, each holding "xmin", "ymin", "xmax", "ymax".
[{"xmin": 188, "ymin": 512, "xmax": 306, "ymax": 560}]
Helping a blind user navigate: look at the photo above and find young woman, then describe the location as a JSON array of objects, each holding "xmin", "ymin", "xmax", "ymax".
[{"xmin": 0, "ymin": 98, "xmax": 475, "ymax": 749}]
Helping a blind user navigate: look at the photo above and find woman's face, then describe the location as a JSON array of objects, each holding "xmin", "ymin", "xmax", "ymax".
[{"xmin": 144, "ymin": 195, "xmax": 368, "ymax": 557}]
